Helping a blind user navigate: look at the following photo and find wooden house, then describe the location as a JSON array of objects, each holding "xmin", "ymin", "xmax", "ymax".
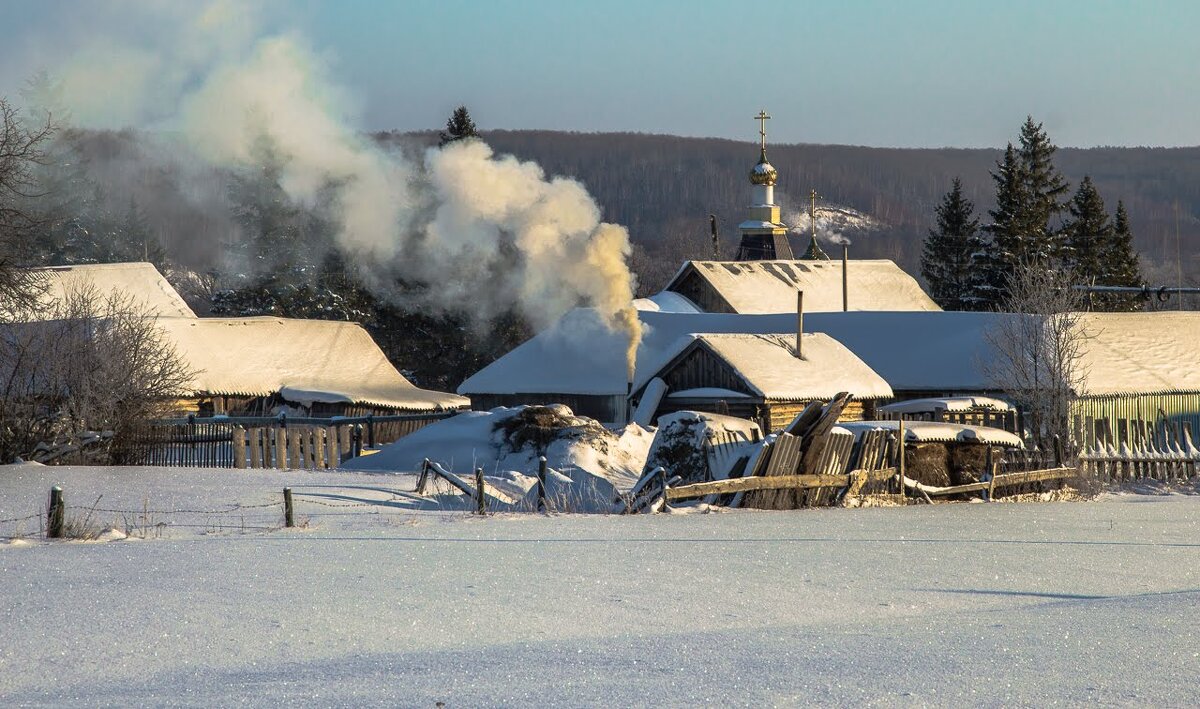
[
  {"xmin": 663, "ymin": 259, "xmax": 941, "ymax": 314},
  {"xmin": 630, "ymin": 332, "xmax": 893, "ymax": 432},
  {"xmin": 154, "ymin": 317, "xmax": 469, "ymax": 416}
]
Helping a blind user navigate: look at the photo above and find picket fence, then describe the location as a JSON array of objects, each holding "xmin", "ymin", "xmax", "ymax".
[{"xmin": 128, "ymin": 412, "xmax": 456, "ymax": 469}]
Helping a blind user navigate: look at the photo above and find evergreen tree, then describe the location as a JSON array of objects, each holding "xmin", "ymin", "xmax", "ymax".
[
  {"xmin": 921, "ymin": 178, "xmax": 982, "ymax": 310},
  {"xmin": 1101, "ymin": 201, "xmax": 1145, "ymax": 311},
  {"xmin": 1016, "ymin": 116, "xmax": 1070, "ymax": 262},
  {"xmin": 979, "ymin": 143, "xmax": 1029, "ymax": 309},
  {"xmin": 1063, "ymin": 176, "xmax": 1111, "ymax": 280},
  {"xmin": 438, "ymin": 106, "xmax": 479, "ymax": 147}
]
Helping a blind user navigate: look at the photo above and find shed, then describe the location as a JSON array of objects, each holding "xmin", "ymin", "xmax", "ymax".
[
  {"xmin": 663, "ymin": 259, "xmax": 940, "ymax": 314},
  {"xmin": 631, "ymin": 332, "xmax": 893, "ymax": 431},
  {"xmin": 155, "ymin": 317, "xmax": 469, "ymax": 416}
]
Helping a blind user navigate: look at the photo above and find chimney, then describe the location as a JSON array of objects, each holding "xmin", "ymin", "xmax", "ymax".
[
  {"xmin": 796, "ymin": 289, "xmax": 804, "ymax": 359},
  {"xmin": 842, "ymin": 243, "xmax": 849, "ymax": 312}
]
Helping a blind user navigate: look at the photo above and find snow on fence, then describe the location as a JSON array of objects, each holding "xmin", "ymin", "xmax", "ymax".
[{"xmin": 128, "ymin": 412, "xmax": 456, "ymax": 469}]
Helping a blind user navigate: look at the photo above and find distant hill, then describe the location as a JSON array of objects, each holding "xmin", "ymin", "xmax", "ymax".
[{"xmin": 401, "ymin": 130, "xmax": 1200, "ymax": 295}]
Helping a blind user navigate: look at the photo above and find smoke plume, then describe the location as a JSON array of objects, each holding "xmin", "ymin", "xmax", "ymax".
[{"xmin": 7, "ymin": 2, "xmax": 643, "ymax": 367}]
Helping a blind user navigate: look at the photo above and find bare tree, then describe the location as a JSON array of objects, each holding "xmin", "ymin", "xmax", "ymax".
[
  {"xmin": 0, "ymin": 98, "xmax": 53, "ymax": 321},
  {"xmin": 0, "ymin": 284, "xmax": 193, "ymax": 463},
  {"xmin": 985, "ymin": 261, "xmax": 1089, "ymax": 448}
]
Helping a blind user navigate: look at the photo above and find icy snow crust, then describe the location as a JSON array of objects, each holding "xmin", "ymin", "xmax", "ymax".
[
  {"xmin": 836, "ymin": 420, "xmax": 1024, "ymax": 447},
  {"xmin": 4, "ymin": 462, "xmax": 1200, "ymax": 705},
  {"xmin": 665, "ymin": 259, "xmax": 942, "ymax": 313},
  {"xmin": 880, "ymin": 396, "xmax": 1015, "ymax": 415}
]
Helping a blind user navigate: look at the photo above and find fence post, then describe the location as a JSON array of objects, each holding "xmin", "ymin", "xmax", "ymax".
[
  {"xmin": 475, "ymin": 467, "xmax": 487, "ymax": 515},
  {"xmin": 537, "ymin": 456, "xmax": 548, "ymax": 512},
  {"xmin": 896, "ymin": 419, "xmax": 906, "ymax": 495},
  {"xmin": 47, "ymin": 486, "xmax": 64, "ymax": 539},
  {"xmin": 275, "ymin": 420, "xmax": 287, "ymax": 469},
  {"xmin": 352, "ymin": 425, "xmax": 363, "ymax": 459},
  {"xmin": 366, "ymin": 414, "xmax": 376, "ymax": 449},
  {"xmin": 416, "ymin": 458, "xmax": 432, "ymax": 494},
  {"xmin": 659, "ymin": 466, "xmax": 669, "ymax": 513},
  {"xmin": 232, "ymin": 426, "xmax": 247, "ymax": 469},
  {"xmin": 284, "ymin": 487, "xmax": 294, "ymax": 528},
  {"xmin": 1053, "ymin": 434, "xmax": 1063, "ymax": 469}
]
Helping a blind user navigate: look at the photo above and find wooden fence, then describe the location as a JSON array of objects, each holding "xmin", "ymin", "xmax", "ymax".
[{"xmin": 127, "ymin": 412, "xmax": 456, "ymax": 469}]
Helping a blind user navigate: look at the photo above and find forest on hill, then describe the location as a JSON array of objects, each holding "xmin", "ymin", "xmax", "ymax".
[{"xmin": 412, "ymin": 130, "xmax": 1200, "ymax": 294}]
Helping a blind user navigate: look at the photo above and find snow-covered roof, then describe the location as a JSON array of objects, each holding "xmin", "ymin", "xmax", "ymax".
[
  {"xmin": 664, "ymin": 259, "xmax": 941, "ymax": 314},
  {"xmin": 641, "ymin": 333, "xmax": 892, "ymax": 401},
  {"xmin": 880, "ymin": 396, "xmax": 1015, "ymax": 415},
  {"xmin": 835, "ymin": 420, "xmax": 1023, "ymax": 447},
  {"xmin": 632, "ymin": 290, "xmax": 701, "ymax": 314},
  {"xmin": 155, "ymin": 317, "xmax": 468, "ymax": 411},
  {"xmin": 459, "ymin": 308, "xmax": 1200, "ymax": 402},
  {"xmin": 34, "ymin": 262, "xmax": 196, "ymax": 319}
]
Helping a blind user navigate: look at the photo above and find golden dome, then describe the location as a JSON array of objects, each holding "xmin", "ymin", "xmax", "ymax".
[{"xmin": 749, "ymin": 148, "xmax": 777, "ymax": 186}]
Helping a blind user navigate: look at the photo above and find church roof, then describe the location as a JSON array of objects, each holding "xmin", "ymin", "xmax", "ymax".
[{"xmin": 664, "ymin": 259, "xmax": 941, "ymax": 314}]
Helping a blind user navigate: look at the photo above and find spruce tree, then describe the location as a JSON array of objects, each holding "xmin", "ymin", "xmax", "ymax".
[
  {"xmin": 438, "ymin": 106, "xmax": 479, "ymax": 147},
  {"xmin": 1016, "ymin": 116, "xmax": 1070, "ymax": 262},
  {"xmin": 980, "ymin": 143, "xmax": 1029, "ymax": 309},
  {"xmin": 1063, "ymin": 176, "xmax": 1111, "ymax": 280},
  {"xmin": 1101, "ymin": 201, "xmax": 1145, "ymax": 311},
  {"xmin": 921, "ymin": 178, "xmax": 981, "ymax": 310}
]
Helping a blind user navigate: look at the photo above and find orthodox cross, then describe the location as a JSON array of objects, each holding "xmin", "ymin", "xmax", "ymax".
[
  {"xmin": 754, "ymin": 110, "xmax": 771, "ymax": 151},
  {"xmin": 810, "ymin": 189, "xmax": 820, "ymax": 238}
]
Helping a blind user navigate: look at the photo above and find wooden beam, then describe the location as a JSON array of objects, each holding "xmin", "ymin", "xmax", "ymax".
[{"xmin": 666, "ymin": 473, "xmax": 851, "ymax": 501}]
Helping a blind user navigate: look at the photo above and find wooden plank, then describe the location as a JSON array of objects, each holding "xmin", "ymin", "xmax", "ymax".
[
  {"xmin": 232, "ymin": 426, "xmax": 247, "ymax": 469},
  {"xmin": 666, "ymin": 473, "xmax": 853, "ymax": 501},
  {"xmin": 247, "ymin": 427, "xmax": 261, "ymax": 469},
  {"xmin": 287, "ymin": 428, "xmax": 302, "ymax": 469},
  {"xmin": 908, "ymin": 467, "xmax": 1075, "ymax": 497}
]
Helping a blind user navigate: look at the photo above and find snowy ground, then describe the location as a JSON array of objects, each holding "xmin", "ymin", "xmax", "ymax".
[{"xmin": 3, "ymin": 463, "xmax": 1200, "ymax": 706}]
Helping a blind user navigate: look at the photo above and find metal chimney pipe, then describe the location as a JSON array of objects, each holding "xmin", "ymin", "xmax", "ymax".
[
  {"xmin": 842, "ymin": 243, "xmax": 849, "ymax": 312},
  {"xmin": 796, "ymin": 290, "xmax": 804, "ymax": 359}
]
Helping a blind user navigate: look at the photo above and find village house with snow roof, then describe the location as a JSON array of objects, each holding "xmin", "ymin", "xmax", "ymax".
[
  {"xmin": 463, "ymin": 113, "xmax": 1200, "ymax": 450},
  {"xmin": 15, "ymin": 263, "xmax": 468, "ymax": 418}
]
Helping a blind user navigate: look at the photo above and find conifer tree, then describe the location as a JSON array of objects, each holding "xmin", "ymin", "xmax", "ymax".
[
  {"xmin": 1063, "ymin": 176, "xmax": 1111, "ymax": 279},
  {"xmin": 1016, "ymin": 116, "xmax": 1070, "ymax": 262},
  {"xmin": 438, "ymin": 106, "xmax": 479, "ymax": 147},
  {"xmin": 1101, "ymin": 201, "xmax": 1145, "ymax": 311},
  {"xmin": 921, "ymin": 178, "xmax": 982, "ymax": 310},
  {"xmin": 979, "ymin": 143, "xmax": 1029, "ymax": 309}
]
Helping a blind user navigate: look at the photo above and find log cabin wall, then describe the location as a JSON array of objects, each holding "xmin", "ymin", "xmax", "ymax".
[
  {"xmin": 659, "ymin": 347, "xmax": 755, "ymax": 396},
  {"xmin": 666, "ymin": 269, "xmax": 734, "ymax": 313}
]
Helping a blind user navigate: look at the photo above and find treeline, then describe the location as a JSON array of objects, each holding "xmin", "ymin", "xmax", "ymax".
[{"xmin": 382, "ymin": 129, "xmax": 1200, "ymax": 295}]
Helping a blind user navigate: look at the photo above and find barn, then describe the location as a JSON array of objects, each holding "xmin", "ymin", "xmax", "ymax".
[
  {"xmin": 630, "ymin": 332, "xmax": 892, "ymax": 431},
  {"xmin": 155, "ymin": 316, "xmax": 469, "ymax": 417}
]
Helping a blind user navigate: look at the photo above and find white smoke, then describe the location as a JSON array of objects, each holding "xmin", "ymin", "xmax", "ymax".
[
  {"xmin": 7, "ymin": 1, "xmax": 642, "ymax": 369},
  {"xmin": 787, "ymin": 204, "xmax": 885, "ymax": 248}
]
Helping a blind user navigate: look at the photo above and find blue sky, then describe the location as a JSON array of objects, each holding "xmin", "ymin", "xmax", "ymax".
[{"xmin": 2, "ymin": 0, "xmax": 1198, "ymax": 148}]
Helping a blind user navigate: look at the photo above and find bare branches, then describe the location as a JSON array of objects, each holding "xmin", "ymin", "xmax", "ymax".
[
  {"xmin": 0, "ymin": 284, "xmax": 194, "ymax": 463},
  {"xmin": 0, "ymin": 97, "xmax": 54, "ymax": 321},
  {"xmin": 985, "ymin": 262, "xmax": 1089, "ymax": 447}
]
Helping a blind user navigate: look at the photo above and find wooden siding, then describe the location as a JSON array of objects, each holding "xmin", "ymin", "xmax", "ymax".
[
  {"xmin": 659, "ymin": 347, "xmax": 755, "ymax": 397},
  {"xmin": 667, "ymin": 268, "xmax": 734, "ymax": 314},
  {"xmin": 1074, "ymin": 392, "xmax": 1200, "ymax": 447}
]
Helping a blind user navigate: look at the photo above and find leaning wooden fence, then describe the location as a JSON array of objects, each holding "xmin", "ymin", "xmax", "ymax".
[{"xmin": 128, "ymin": 412, "xmax": 456, "ymax": 469}]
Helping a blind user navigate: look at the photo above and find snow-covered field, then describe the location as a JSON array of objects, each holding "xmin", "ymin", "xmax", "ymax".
[{"xmin": 3, "ymin": 463, "xmax": 1200, "ymax": 706}]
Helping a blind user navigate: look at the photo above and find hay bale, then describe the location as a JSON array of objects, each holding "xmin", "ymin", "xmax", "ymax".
[
  {"xmin": 494, "ymin": 405, "xmax": 609, "ymax": 456},
  {"xmin": 949, "ymin": 444, "xmax": 989, "ymax": 485},
  {"xmin": 905, "ymin": 443, "xmax": 952, "ymax": 487}
]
